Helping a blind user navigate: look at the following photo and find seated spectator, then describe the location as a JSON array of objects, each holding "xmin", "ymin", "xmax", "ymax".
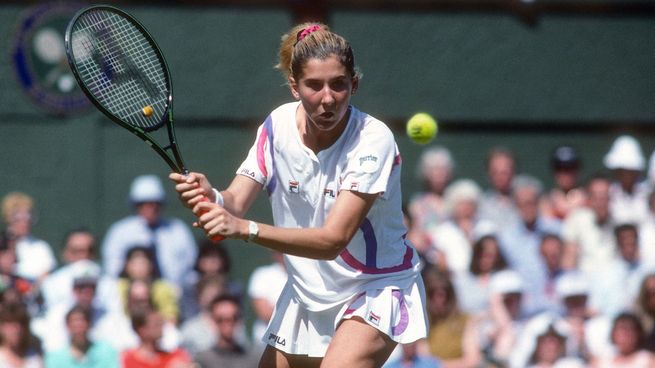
[
  {"xmin": 115, "ymin": 279, "xmax": 183, "ymax": 352},
  {"xmin": 40, "ymin": 229, "xmax": 120, "ymax": 313},
  {"xmin": 541, "ymin": 145, "xmax": 586, "ymax": 221},
  {"xmin": 481, "ymin": 270, "xmax": 531, "ymax": 367},
  {"xmin": 180, "ymin": 275, "xmax": 229, "ymax": 354},
  {"xmin": 512, "ymin": 272, "xmax": 612, "ymax": 365},
  {"xmin": 180, "ymin": 240, "xmax": 239, "ymax": 321},
  {"xmin": 407, "ymin": 146, "xmax": 455, "ymax": 251},
  {"xmin": 44, "ymin": 304, "xmax": 119, "ymax": 368},
  {"xmin": 0, "ymin": 302, "xmax": 43, "ymax": 368},
  {"xmin": 551, "ymin": 271, "xmax": 611, "ymax": 361},
  {"xmin": 591, "ymin": 312, "xmax": 655, "ymax": 367},
  {"xmin": 121, "ymin": 308, "xmax": 192, "ymax": 368},
  {"xmin": 1, "ymin": 192, "xmax": 56, "ymax": 282},
  {"xmin": 511, "ymin": 315, "xmax": 585, "ymax": 368},
  {"xmin": 426, "ymin": 179, "xmax": 487, "ymax": 273},
  {"xmin": 539, "ymin": 234, "xmax": 567, "ymax": 313},
  {"xmin": 498, "ymin": 175, "xmax": 561, "ymax": 316},
  {"xmin": 603, "ymin": 135, "xmax": 650, "ymax": 225},
  {"xmin": 588, "ymin": 223, "xmax": 650, "ymax": 317},
  {"xmin": 0, "ymin": 231, "xmax": 33, "ymax": 309},
  {"xmin": 117, "ymin": 246, "xmax": 179, "ymax": 322},
  {"xmin": 102, "ymin": 175, "xmax": 197, "ymax": 287},
  {"xmin": 423, "ymin": 265, "xmax": 481, "ymax": 367},
  {"xmin": 32, "ymin": 261, "xmax": 124, "ymax": 353},
  {"xmin": 561, "ymin": 174, "xmax": 617, "ymax": 273},
  {"xmin": 478, "ymin": 147, "xmax": 519, "ymax": 229},
  {"xmin": 194, "ymin": 294, "xmax": 259, "ymax": 368},
  {"xmin": 453, "ymin": 230, "xmax": 508, "ymax": 316}
]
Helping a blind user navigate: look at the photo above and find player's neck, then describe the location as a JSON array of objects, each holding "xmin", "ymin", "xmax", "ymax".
[{"xmin": 297, "ymin": 107, "xmax": 348, "ymax": 154}]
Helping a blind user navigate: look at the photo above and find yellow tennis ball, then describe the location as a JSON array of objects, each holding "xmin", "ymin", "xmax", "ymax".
[
  {"xmin": 142, "ymin": 105, "xmax": 153, "ymax": 117},
  {"xmin": 406, "ymin": 112, "xmax": 437, "ymax": 145}
]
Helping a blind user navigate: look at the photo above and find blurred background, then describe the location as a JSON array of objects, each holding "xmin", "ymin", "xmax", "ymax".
[{"xmin": 0, "ymin": 0, "xmax": 654, "ymax": 345}]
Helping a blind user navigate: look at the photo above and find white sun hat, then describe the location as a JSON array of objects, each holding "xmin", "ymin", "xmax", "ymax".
[{"xmin": 603, "ymin": 135, "xmax": 645, "ymax": 171}]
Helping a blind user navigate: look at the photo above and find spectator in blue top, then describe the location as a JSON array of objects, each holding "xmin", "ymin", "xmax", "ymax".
[{"xmin": 45, "ymin": 304, "xmax": 119, "ymax": 368}]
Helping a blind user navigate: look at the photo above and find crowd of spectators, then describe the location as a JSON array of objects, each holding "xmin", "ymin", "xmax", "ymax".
[
  {"xmin": 399, "ymin": 134, "xmax": 655, "ymax": 367},
  {"xmin": 0, "ymin": 175, "xmax": 268, "ymax": 368},
  {"xmin": 2, "ymin": 134, "xmax": 655, "ymax": 367}
]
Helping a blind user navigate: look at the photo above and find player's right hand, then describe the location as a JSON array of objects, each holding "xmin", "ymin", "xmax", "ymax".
[{"xmin": 169, "ymin": 172, "xmax": 214, "ymax": 208}]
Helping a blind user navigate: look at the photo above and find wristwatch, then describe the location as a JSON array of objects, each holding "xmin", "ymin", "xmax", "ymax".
[{"xmin": 247, "ymin": 220, "xmax": 259, "ymax": 242}]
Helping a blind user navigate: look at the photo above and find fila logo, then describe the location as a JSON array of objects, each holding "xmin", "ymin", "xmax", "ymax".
[
  {"xmin": 288, "ymin": 180, "xmax": 299, "ymax": 193},
  {"xmin": 324, "ymin": 188, "xmax": 335, "ymax": 198},
  {"xmin": 239, "ymin": 168, "xmax": 256, "ymax": 178},
  {"xmin": 268, "ymin": 333, "xmax": 286, "ymax": 346},
  {"xmin": 350, "ymin": 182, "xmax": 359, "ymax": 191},
  {"xmin": 367, "ymin": 311, "xmax": 381, "ymax": 326}
]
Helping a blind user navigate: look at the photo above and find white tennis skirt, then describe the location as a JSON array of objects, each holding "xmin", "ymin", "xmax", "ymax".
[{"xmin": 262, "ymin": 276, "xmax": 428, "ymax": 357}]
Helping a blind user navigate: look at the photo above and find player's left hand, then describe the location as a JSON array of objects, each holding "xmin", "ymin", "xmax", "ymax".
[{"xmin": 192, "ymin": 201, "xmax": 247, "ymax": 240}]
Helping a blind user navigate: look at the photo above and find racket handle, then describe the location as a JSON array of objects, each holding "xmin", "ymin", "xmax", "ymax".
[{"xmin": 198, "ymin": 196, "xmax": 225, "ymax": 243}]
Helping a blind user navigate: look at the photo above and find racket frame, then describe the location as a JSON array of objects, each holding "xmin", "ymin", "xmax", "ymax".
[{"xmin": 64, "ymin": 5, "xmax": 188, "ymax": 174}]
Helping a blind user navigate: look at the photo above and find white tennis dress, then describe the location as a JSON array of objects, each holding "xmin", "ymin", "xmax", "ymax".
[{"xmin": 237, "ymin": 102, "xmax": 427, "ymax": 356}]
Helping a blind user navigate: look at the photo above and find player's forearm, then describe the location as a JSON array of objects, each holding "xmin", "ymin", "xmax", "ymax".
[
  {"xmin": 247, "ymin": 221, "xmax": 350, "ymax": 260},
  {"xmin": 219, "ymin": 175, "xmax": 262, "ymax": 217}
]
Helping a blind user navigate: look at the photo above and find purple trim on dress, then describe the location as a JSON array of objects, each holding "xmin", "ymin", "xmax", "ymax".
[
  {"xmin": 261, "ymin": 116, "xmax": 276, "ymax": 194},
  {"xmin": 391, "ymin": 289, "xmax": 409, "ymax": 336},
  {"xmin": 360, "ymin": 218, "xmax": 377, "ymax": 268},
  {"xmin": 339, "ymin": 220, "xmax": 414, "ymax": 274}
]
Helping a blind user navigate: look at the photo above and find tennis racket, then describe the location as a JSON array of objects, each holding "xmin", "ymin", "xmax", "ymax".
[{"xmin": 64, "ymin": 5, "xmax": 222, "ymax": 241}]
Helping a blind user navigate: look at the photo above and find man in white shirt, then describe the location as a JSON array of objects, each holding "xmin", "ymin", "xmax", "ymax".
[
  {"xmin": 102, "ymin": 175, "xmax": 197, "ymax": 286},
  {"xmin": 561, "ymin": 175, "xmax": 616, "ymax": 274}
]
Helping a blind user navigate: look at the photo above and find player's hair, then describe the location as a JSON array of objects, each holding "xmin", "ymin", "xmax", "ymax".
[{"xmin": 276, "ymin": 22, "xmax": 359, "ymax": 81}]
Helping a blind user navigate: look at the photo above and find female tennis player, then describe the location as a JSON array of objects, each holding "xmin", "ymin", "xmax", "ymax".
[{"xmin": 170, "ymin": 23, "xmax": 427, "ymax": 368}]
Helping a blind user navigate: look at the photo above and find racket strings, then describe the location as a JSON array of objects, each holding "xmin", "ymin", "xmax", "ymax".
[{"xmin": 70, "ymin": 10, "xmax": 169, "ymax": 130}]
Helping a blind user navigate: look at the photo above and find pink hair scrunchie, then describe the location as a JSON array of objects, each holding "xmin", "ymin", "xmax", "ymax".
[{"xmin": 295, "ymin": 24, "xmax": 322, "ymax": 45}]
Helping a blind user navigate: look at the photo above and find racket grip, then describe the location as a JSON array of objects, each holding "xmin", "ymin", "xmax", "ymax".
[{"xmin": 198, "ymin": 196, "xmax": 225, "ymax": 243}]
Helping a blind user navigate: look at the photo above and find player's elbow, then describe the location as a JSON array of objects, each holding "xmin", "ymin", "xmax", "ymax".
[{"xmin": 320, "ymin": 234, "xmax": 350, "ymax": 260}]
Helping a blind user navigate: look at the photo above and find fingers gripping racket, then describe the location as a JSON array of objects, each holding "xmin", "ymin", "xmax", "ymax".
[{"xmin": 65, "ymin": 5, "xmax": 222, "ymax": 241}]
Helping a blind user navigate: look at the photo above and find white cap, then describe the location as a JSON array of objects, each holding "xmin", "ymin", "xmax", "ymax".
[
  {"xmin": 129, "ymin": 175, "xmax": 165, "ymax": 204},
  {"xmin": 490, "ymin": 270, "xmax": 524, "ymax": 295},
  {"xmin": 443, "ymin": 179, "xmax": 481, "ymax": 215},
  {"xmin": 70, "ymin": 260, "xmax": 101, "ymax": 286},
  {"xmin": 555, "ymin": 271, "xmax": 589, "ymax": 299},
  {"xmin": 603, "ymin": 135, "xmax": 645, "ymax": 171}
]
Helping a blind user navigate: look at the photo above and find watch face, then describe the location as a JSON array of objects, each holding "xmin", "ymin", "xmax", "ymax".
[
  {"xmin": 249, "ymin": 221, "xmax": 259, "ymax": 240},
  {"xmin": 11, "ymin": 2, "xmax": 91, "ymax": 116}
]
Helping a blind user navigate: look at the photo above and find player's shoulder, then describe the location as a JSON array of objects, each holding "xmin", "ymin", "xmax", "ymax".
[
  {"xmin": 351, "ymin": 106, "xmax": 394, "ymax": 141},
  {"xmin": 268, "ymin": 102, "xmax": 298, "ymax": 123}
]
